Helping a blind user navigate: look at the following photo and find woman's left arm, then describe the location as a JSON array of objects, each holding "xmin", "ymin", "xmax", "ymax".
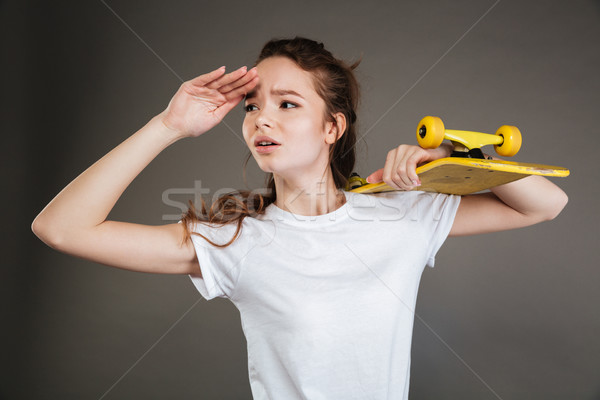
[
  {"xmin": 366, "ymin": 143, "xmax": 568, "ymax": 236},
  {"xmin": 450, "ymin": 174, "xmax": 568, "ymax": 236}
]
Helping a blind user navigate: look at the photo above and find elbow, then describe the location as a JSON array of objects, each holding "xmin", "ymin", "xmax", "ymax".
[
  {"xmin": 542, "ymin": 189, "xmax": 569, "ymax": 222},
  {"xmin": 32, "ymin": 214, "xmax": 66, "ymax": 251},
  {"xmin": 31, "ymin": 214, "xmax": 46, "ymax": 241}
]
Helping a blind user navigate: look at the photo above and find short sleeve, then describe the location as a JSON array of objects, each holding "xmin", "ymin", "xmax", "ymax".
[
  {"xmin": 419, "ymin": 192, "xmax": 461, "ymax": 268},
  {"xmin": 185, "ymin": 221, "xmax": 244, "ymax": 300}
]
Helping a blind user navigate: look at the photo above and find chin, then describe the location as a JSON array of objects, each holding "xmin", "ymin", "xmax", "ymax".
[{"xmin": 253, "ymin": 159, "xmax": 275, "ymax": 174}]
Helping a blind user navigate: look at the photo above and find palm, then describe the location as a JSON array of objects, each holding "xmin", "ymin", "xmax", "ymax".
[{"xmin": 162, "ymin": 66, "xmax": 258, "ymax": 138}]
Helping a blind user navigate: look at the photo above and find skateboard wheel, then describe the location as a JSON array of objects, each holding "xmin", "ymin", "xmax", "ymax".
[
  {"xmin": 494, "ymin": 125, "xmax": 522, "ymax": 157},
  {"xmin": 416, "ymin": 116, "xmax": 445, "ymax": 149}
]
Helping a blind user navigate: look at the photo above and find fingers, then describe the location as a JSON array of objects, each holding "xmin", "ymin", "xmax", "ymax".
[
  {"xmin": 381, "ymin": 145, "xmax": 428, "ymax": 191},
  {"xmin": 187, "ymin": 66, "xmax": 258, "ymax": 102},
  {"xmin": 366, "ymin": 168, "xmax": 384, "ymax": 184},
  {"xmin": 220, "ymin": 69, "xmax": 259, "ymax": 100},
  {"xmin": 207, "ymin": 66, "xmax": 258, "ymax": 97},
  {"xmin": 188, "ymin": 66, "xmax": 227, "ymax": 87},
  {"xmin": 204, "ymin": 66, "xmax": 245, "ymax": 89},
  {"xmin": 214, "ymin": 94, "xmax": 246, "ymax": 120},
  {"xmin": 212, "ymin": 71, "xmax": 259, "ymax": 119},
  {"xmin": 213, "ymin": 73, "xmax": 259, "ymax": 120}
]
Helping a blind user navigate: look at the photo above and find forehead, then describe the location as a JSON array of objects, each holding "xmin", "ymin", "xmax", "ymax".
[{"xmin": 253, "ymin": 56, "xmax": 317, "ymax": 95}]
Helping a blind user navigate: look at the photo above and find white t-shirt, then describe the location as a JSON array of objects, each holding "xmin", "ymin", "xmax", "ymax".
[{"xmin": 188, "ymin": 190, "xmax": 460, "ymax": 399}]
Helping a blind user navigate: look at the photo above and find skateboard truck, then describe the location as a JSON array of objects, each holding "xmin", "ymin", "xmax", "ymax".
[
  {"xmin": 347, "ymin": 172, "xmax": 368, "ymax": 190},
  {"xmin": 417, "ymin": 116, "xmax": 522, "ymax": 159}
]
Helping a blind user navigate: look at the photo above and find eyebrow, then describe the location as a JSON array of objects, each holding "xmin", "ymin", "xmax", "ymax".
[
  {"xmin": 272, "ymin": 89, "xmax": 305, "ymax": 99},
  {"xmin": 245, "ymin": 88, "xmax": 305, "ymax": 101}
]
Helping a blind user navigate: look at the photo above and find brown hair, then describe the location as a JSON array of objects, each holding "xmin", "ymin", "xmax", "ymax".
[{"xmin": 181, "ymin": 37, "xmax": 360, "ymax": 247}]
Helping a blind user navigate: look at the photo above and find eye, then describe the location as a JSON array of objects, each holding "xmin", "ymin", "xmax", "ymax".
[
  {"xmin": 280, "ymin": 101, "xmax": 297, "ymax": 109},
  {"xmin": 244, "ymin": 104, "xmax": 258, "ymax": 112}
]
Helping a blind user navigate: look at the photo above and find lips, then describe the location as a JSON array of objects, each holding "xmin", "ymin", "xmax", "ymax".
[
  {"xmin": 254, "ymin": 136, "xmax": 281, "ymax": 147},
  {"xmin": 253, "ymin": 136, "xmax": 281, "ymax": 154}
]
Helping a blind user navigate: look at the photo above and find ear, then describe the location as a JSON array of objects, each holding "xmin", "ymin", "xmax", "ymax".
[{"xmin": 324, "ymin": 112, "xmax": 347, "ymax": 145}]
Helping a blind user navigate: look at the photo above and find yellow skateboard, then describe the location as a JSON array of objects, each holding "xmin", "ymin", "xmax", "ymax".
[{"xmin": 349, "ymin": 116, "xmax": 570, "ymax": 196}]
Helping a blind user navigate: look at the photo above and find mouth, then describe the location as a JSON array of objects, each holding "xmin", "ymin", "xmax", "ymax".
[
  {"xmin": 254, "ymin": 136, "xmax": 281, "ymax": 153},
  {"xmin": 256, "ymin": 141, "xmax": 278, "ymax": 146}
]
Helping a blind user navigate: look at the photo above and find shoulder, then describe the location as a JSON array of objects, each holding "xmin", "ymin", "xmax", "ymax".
[
  {"xmin": 343, "ymin": 190, "xmax": 460, "ymax": 224},
  {"xmin": 346, "ymin": 190, "xmax": 458, "ymax": 211},
  {"xmin": 187, "ymin": 215, "xmax": 275, "ymax": 250}
]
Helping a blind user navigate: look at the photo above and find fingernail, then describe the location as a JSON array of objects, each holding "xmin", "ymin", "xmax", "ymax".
[{"xmin": 412, "ymin": 179, "xmax": 421, "ymax": 186}]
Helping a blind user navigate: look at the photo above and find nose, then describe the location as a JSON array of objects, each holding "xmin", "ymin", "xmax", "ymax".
[{"xmin": 255, "ymin": 109, "xmax": 273, "ymax": 130}]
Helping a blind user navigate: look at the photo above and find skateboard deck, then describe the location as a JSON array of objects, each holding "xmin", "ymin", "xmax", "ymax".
[{"xmin": 350, "ymin": 158, "xmax": 570, "ymax": 196}]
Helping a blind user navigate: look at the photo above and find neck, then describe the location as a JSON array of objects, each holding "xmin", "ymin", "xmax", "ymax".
[{"xmin": 273, "ymin": 170, "xmax": 345, "ymax": 216}]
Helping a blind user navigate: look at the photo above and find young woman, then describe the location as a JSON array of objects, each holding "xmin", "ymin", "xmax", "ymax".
[{"xmin": 32, "ymin": 37, "xmax": 568, "ymax": 399}]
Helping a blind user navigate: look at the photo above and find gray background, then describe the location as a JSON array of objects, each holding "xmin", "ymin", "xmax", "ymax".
[{"xmin": 3, "ymin": 0, "xmax": 599, "ymax": 398}]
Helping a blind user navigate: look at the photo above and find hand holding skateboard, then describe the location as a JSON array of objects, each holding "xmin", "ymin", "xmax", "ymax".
[{"xmin": 349, "ymin": 116, "xmax": 569, "ymax": 195}]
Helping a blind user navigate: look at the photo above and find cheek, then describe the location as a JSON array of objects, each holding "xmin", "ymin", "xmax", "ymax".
[
  {"xmin": 290, "ymin": 111, "xmax": 324, "ymax": 133},
  {"xmin": 242, "ymin": 117, "xmax": 253, "ymax": 143}
]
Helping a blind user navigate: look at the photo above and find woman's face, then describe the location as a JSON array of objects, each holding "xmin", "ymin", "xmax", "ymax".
[{"xmin": 243, "ymin": 56, "xmax": 336, "ymax": 181}]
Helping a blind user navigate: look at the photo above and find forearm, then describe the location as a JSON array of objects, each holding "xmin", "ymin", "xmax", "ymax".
[
  {"xmin": 32, "ymin": 112, "xmax": 182, "ymax": 243},
  {"xmin": 490, "ymin": 175, "xmax": 568, "ymax": 220},
  {"xmin": 434, "ymin": 144, "xmax": 568, "ymax": 219},
  {"xmin": 482, "ymin": 149, "xmax": 568, "ymax": 220}
]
